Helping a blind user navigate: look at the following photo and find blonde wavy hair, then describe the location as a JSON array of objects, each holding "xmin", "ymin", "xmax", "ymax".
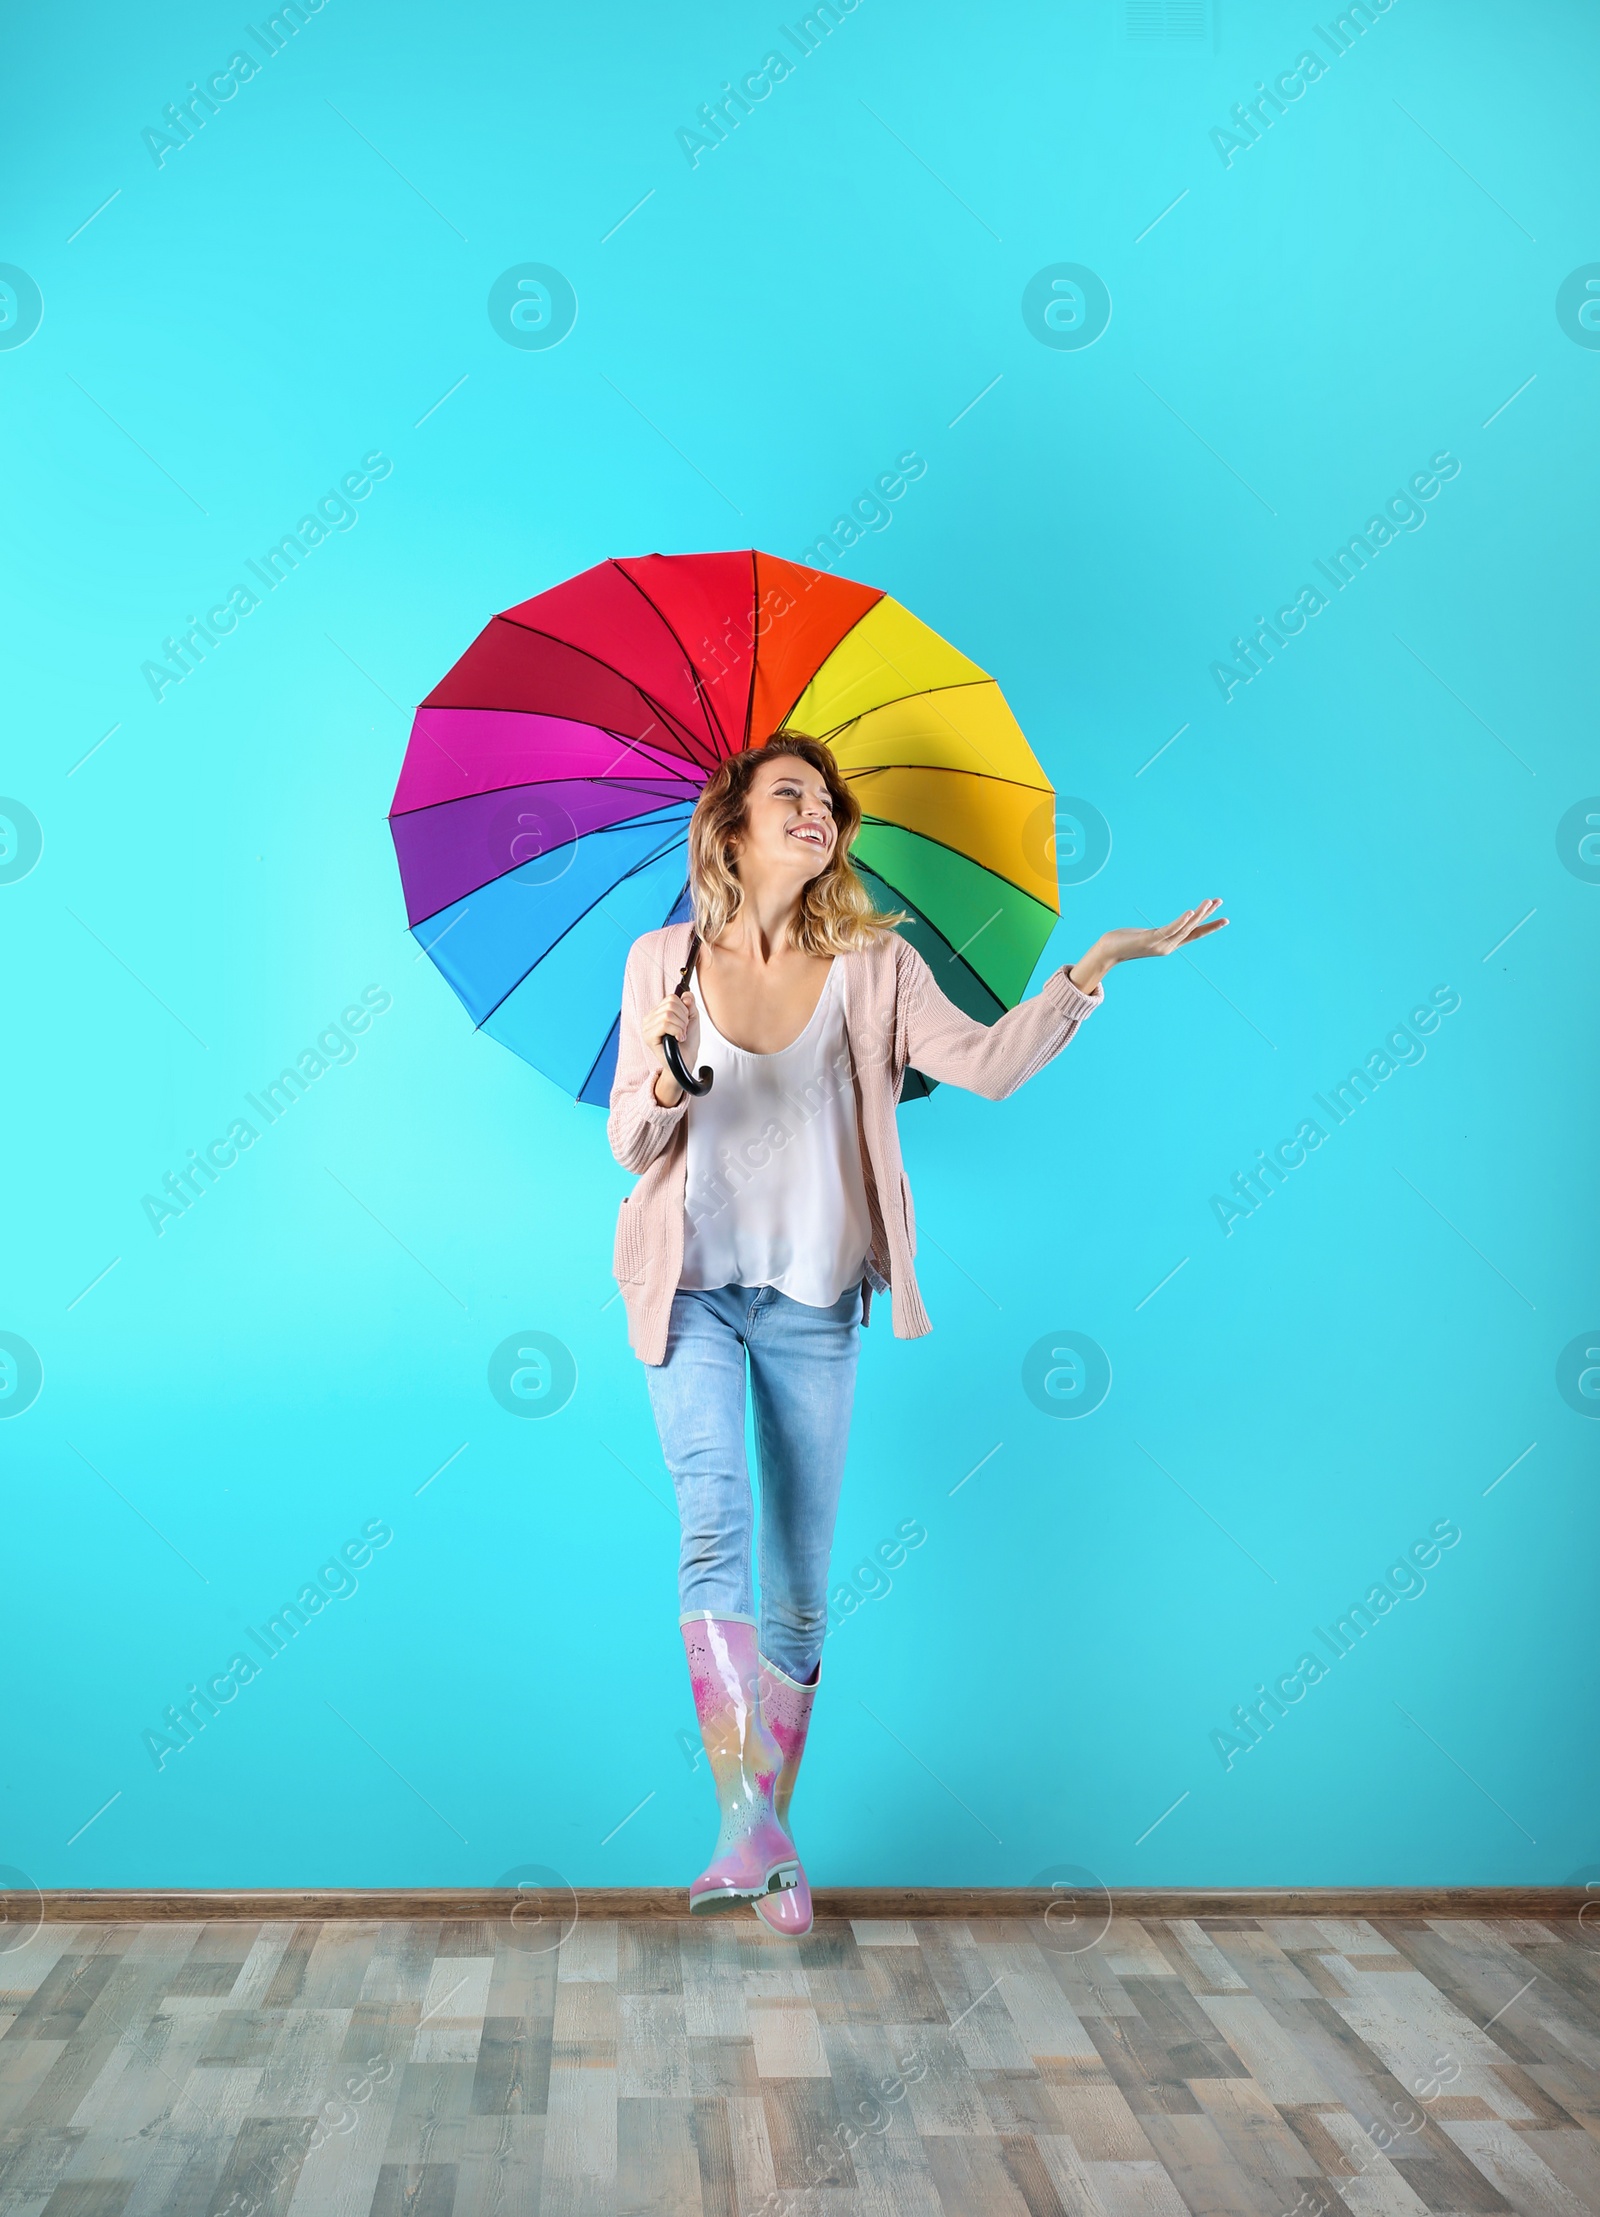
[{"xmin": 687, "ymin": 734, "xmax": 904, "ymax": 957}]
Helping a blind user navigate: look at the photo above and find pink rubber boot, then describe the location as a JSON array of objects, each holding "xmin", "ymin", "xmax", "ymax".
[
  {"xmin": 681, "ymin": 1614, "xmax": 799, "ymax": 1913},
  {"xmin": 752, "ymin": 1652, "xmax": 820, "ymax": 1937}
]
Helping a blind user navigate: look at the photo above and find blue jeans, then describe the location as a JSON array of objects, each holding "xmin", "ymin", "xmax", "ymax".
[{"xmin": 645, "ymin": 1281, "xmax": 863, "ymax": 1684}]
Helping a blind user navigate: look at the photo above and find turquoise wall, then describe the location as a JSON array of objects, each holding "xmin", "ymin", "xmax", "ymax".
[{"xmin": 3, "ymin": 0, "xmax": 1596, "ymax": 1897}]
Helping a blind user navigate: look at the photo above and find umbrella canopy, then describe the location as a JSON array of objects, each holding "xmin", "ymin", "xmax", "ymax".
[{"xmin": 388, "ymin": 552, "xmax": 1059, "ymax": 1104}]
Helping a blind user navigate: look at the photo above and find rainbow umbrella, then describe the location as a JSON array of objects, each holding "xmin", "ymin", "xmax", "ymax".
[{"xmin": 388, "ymin": 552, "xmax": 1058, "ymax": 1104}]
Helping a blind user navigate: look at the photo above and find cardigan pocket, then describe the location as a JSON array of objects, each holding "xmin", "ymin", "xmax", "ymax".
[{"xmin": 613, "ymin": 1193, "xmax": 647, "ymax": 1293}]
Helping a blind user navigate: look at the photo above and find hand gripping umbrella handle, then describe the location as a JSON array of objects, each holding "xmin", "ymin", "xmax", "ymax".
[{"xmin": 663, "ymin": 931, "xmax": 714, "ymax": 1097}]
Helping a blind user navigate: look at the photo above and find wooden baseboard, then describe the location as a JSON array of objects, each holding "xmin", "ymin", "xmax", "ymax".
[{"xmin": 6, "ymin": 1886, "xmax": 1585, "ymax": 1923}]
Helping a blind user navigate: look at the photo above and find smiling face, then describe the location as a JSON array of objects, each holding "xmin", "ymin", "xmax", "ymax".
[{"xmin": 729, "ymin": 752, "xmax": 840, "ymax": 888}]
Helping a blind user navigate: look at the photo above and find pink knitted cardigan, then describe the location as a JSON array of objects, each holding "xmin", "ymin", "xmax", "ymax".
[{"xmin": 607, "ymin": 918, "xmax": 1105, "ymax": 1364}]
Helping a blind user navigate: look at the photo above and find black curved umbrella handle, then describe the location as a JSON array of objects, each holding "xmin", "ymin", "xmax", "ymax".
[{"xmin": 664, "ymin": 932, "xmax": 713, "ymax": 1097}]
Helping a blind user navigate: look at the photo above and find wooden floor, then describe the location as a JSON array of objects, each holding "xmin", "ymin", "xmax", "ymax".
[{"xmin": 1, "ymin": 1912, "xmax": 1598, "ymax": 2215}]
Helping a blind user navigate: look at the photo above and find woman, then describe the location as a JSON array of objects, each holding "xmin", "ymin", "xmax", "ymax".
[{"xmin": 608, "ymin": 734, "xmax": 1225, "ymax": 1934}]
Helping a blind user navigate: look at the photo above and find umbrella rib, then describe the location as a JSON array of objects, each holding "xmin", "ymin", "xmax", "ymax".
[
  {"xmin": 494, "ymin": 610, "xmax": 720, "ymax": 772},
  {"xmin": 576, "ymin": 1010, "xmax": 622, "ymax": 1104},
  {"xmin": 399, "ymin": 710, "xmax": 706, "ymax": 789},
  {"xmin": 610, "ymin": 558, "xmax": 746, "ymax": 761},
  {"xmin": 807, "ymin": 673, "xmax": 999, "ymax": 737},
  {"xmin": 405, "ymin": 793, "xmax": 691, "ymax": 931},
  {"xmin": 818, "ymin": 674, "xmax": 994, "ymax": 703},
  {"xmin": 609, "ymin": 559, "xmax": 726, "ymax": 754},
  {"xmin": 571, "ymin": 872, "xmax": 699, "ymax": 1106},
  {"xmin": 840, "ymin": 763, "xmax": 1053, "ymax": 797},
  {"xmin": 469, "ymin": 816, "xmax": 694, "ymax": 1031},
  {"xmin": 420, "ymin": 684, "xmax": 710, "ymax": 781},
  {"xmin": 390, "ymin": 774, "xmax": 695, "ymax": 824},
  {"xmin": 855, "ymin": 814, "xmax": 1059, "ymax": 917},
  {"xmin": 742, "ymin": 550, "xmax": 758, "ymax": 752},
  {"xmin": 395, "ymin": 797, "xmax": 694, "ymax": 924},
  {"xmin": 856, "ymin": 867, "xmax": 1007, "ymax": 1020},
  {"xmin": 807, "ymin": 677, "xmax": 1019, "ymax": 782},
  {"xmin": 763, "ymin": 583, "xmax": 888, "ymax": 735},
  {"xmin": 486, "ymin": 613, "xmax": 712, "ymax": 766},
  {"xmin": 781, "ymin": 616, "xmax": 989, "ymax": 728}
]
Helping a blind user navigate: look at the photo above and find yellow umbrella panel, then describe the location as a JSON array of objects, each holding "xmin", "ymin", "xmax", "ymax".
[{"xmin": 780, "ymin": 596, "xmax": 1062, "ymax": 1074}]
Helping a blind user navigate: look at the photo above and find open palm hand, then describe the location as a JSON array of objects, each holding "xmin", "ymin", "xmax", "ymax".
[{"xmin": 1099, "ymin": 899, "xmax": 1228, "ymax": 966}]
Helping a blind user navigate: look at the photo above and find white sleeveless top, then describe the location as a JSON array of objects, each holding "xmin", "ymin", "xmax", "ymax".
[{"xmin": 679, "ymin": 961, "xmax": 872, "ymax": 1308}]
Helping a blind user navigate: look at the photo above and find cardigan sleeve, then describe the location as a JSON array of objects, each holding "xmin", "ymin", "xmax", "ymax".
[
  {"xmin": 894, "ymin": 937, "xmax": 1104, "ymax": 1101},
  {"xmin": 607, "ymin": 936, "xmax": 689, "ymax": 1172}
]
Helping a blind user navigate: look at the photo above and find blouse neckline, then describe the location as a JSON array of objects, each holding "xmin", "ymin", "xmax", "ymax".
[{"xmin": 695, "ymin": 957, "xmax": 839, "ymax": 1061}]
